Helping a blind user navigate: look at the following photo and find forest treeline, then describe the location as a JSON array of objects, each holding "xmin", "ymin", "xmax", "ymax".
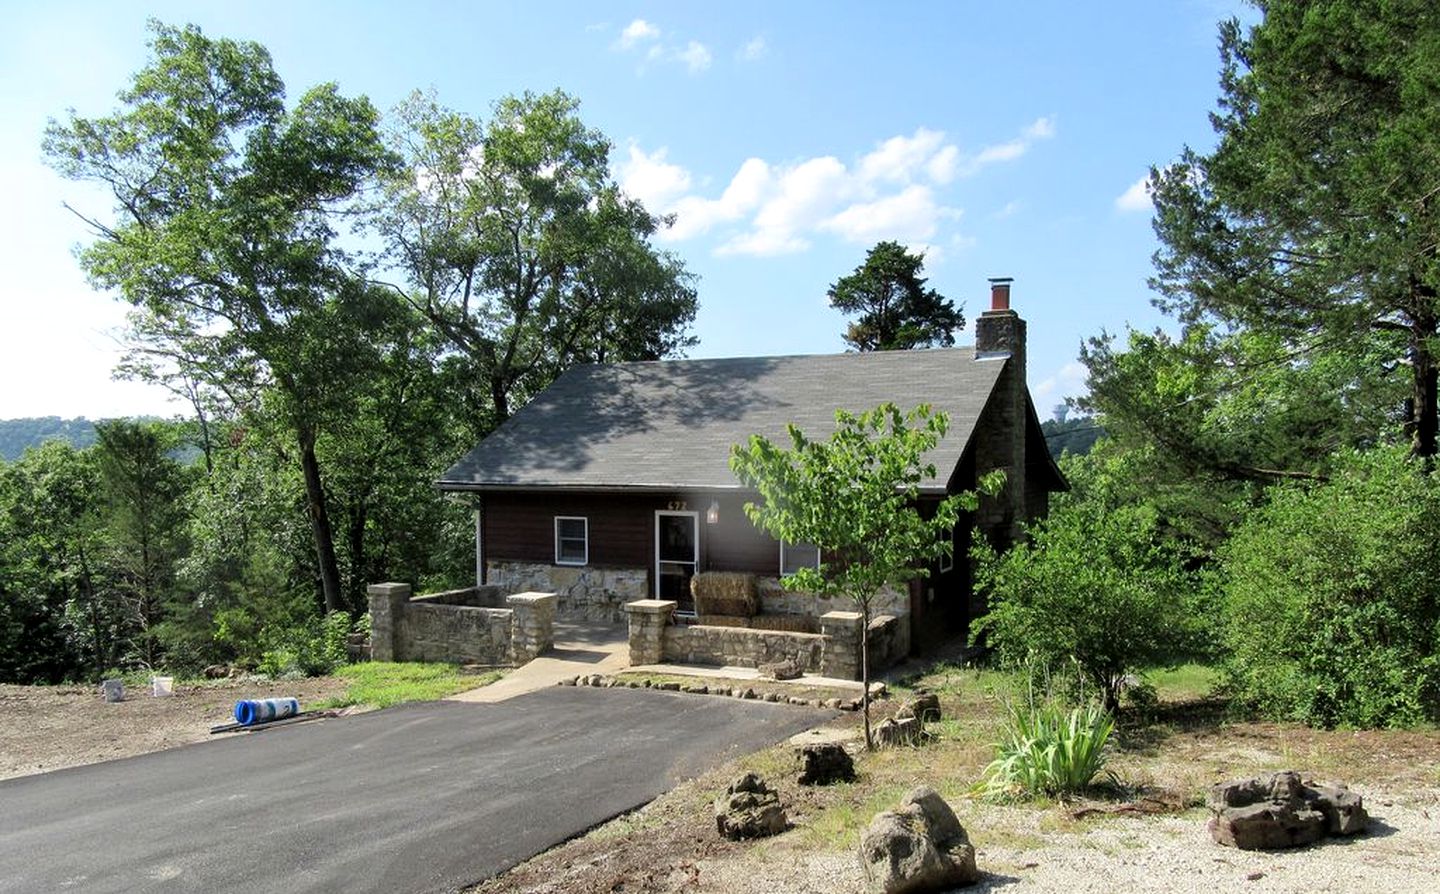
[{"xmin": 2, "ymin": 22, "xmax": 698, "ymax": 683}]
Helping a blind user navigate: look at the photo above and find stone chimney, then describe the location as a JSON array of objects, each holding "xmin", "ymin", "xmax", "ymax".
[{"xmin": 972, "ymin": 277, "xmax": 1029, "ymax": 555}]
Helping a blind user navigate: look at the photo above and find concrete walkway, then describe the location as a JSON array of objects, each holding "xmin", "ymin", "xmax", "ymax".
[{"xmin": 449, "ymin": 619, "xmax": 629, "ymax": 703}]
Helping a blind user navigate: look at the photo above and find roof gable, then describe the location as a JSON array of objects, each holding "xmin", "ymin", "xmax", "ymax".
[{"xmin": 439, "ymin": 347, "xmax": 1007, "ymax": 492}]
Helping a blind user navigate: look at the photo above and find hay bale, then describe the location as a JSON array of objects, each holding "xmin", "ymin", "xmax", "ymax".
[
  {"xmin": 749, "ymin": 614, "xmax": 820, "ymax": 634},
  {"xmin": 697, "ymin": 614, "xmax": 752, "ymax": 629},
  {"xmin": 692, "ymin": 572, "xmax": 759, "ymax": 617}
]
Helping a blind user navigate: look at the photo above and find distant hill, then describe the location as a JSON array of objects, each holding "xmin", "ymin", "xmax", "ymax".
[
  {"xmin": 1041, "ymin": 416, "xmax": 1104, "ymax": 459},
  {"xmin": 0, "ymin": 417, "xmax": 99, "ymax": 461}
]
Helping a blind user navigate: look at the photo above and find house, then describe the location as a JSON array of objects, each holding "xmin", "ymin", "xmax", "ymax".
[{"xmin": 437, "ymin": 280, "xmax": 1066, "ymax": 653}]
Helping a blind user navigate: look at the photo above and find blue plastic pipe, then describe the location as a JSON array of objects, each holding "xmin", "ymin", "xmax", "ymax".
[{"xmin": 233, "ymin": 697, "xmax": 301, "ymax": 726}]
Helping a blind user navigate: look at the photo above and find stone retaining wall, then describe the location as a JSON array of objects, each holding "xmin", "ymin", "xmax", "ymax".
[
  {"xmin": 368, "ymin": 582, "xmax": 556, "ymax": 666},
  {"xmin": 757, "ymin": 578, "xmax": 909, "ymax": 620},
  {"xmin": 624, "ymin": 599, "xmax": 905, "ymax": 681},
  {"xmin": 664, "ymin": 623, "xmax": 826, "ymax": 671},
  {"xmin": 487, "ymin": 561, "xmax": 646, "ymax": 623}
]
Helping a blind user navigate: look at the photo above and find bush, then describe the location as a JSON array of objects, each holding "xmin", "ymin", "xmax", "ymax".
[
  {"xmin": 973, "ymin": 495, "xmax": 1204, "ymax": 711},
  {"xmin": 1221, "ymin": 447, "xmax": 1440, "ymax": 727},
  {"xmin": 982, "ymin": 697, "xmax": 1115, "ymax": 800},
  {"xmin": 257, "ymin": 610, "xmax": 354, "ymax": 678}
]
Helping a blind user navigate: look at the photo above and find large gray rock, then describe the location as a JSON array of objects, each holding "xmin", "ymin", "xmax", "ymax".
[
  {"xmin": 797, "ymin": 742, "xmax": 856, "ymax": 786},
  {"xmin": 714, "ymin": 772, "xmax": 787, "ymax": 840},
  {"xmin": 859, "ymin": 785, "xmax": 979, "ymax": 893},
  {"xmin": 874, "ymin": 715, "xmax": 924, "ymax": 748},
  {"xmin": 1208, "ymin": 770, "xmax": 1369, "ymax": 850}
]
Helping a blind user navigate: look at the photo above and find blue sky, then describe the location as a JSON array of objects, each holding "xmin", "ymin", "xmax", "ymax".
[{"xmin": 0, "ymin": 0, "xmax": 1248, "ymax": 420}]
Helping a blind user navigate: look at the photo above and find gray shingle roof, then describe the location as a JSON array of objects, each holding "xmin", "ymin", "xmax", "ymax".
[{"xmin": 438, "ymin": 347, "xmax": 1008, "ymax": 493}]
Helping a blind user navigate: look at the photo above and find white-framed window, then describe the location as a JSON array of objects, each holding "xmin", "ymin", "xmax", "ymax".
[
  {"xmin": 780, "ymin": 540, "xmax": 820, "ymax": 576},
  {"xmin": 938, "ymin": 525, "xmax": 955, "ymax": 573},
  {"xmin": 554, "ymin": 516, "xmax": 588, "ymax": 566}
]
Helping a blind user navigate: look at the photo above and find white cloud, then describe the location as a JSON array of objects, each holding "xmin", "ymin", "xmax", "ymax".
[
  {"xmin": 620, "ymin": 116, "xmax": 1048, "ymax": 257},
  {"xmin": 1115, "ymin": 174, "xmax": 1153, "ymax": 212},
  {"xmin": 1030, "ymin": 361, "xmax": 1088, "ymax": 411},
  {"xmin": 993, "ymin": 200, "xmax": 1023, "ymax": 219},
  {"xmin": 666, "ymin": 158, "xmax": 770, "ymax": 240},
  {"xmin": 952, "ymin": 116, "xmax": 1057, "ymax": 178},
  {"xmin": 738, "ymin": 35, "xmax": 767, "ymax": 61},
  {"xmin": 677, "ymin": 40, "xmax": 712, "ymax": 73},
  {"xmin": 820, "ymin": 184, "xmax": 958, "ymax": 244},
  {"xmin": 615, "ymin": 18, "xmax": 660, "ymax": 50},
  {"xmin": 618, "ymin": 144, "xmax": 693, "ymax": 212},
  {"xmin": 858, "ymin": 128, "xmax": 947, "ymax": 184}
]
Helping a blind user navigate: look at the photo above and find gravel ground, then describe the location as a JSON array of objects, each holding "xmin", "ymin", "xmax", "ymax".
[
  {"xmin": 694, "ymin": 787, "xmax": 1440, "ymax": 893},
  {"xmin": 0, "ymin": 677, "xmax": 349, "ymax": 780}
]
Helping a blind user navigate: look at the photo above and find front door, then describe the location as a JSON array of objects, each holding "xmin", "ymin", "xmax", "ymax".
[{"xmin": 655, "ymin": 510, "xmax": 699, "ymax": 613}]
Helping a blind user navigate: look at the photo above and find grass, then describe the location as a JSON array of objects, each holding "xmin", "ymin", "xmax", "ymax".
[
  {"xmin": 316, "ymin": 662, "xmax": 501, "ymax": 710},
  {"xmin": 1145, "ymin": 664, "xmax": 1220, "ymax": 702}
]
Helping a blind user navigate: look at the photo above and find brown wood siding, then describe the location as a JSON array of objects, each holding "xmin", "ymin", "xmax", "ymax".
[
  {"xmin": 484, "ymin": 492, "xmax": 657, "ymax": 568},
  {"xmin": 701, "ymin": 493, "xmax": 780, "ymax": 575},
  {"xmin": 482, "ymin": 490, "xmax": 784, "ymax": 591}
]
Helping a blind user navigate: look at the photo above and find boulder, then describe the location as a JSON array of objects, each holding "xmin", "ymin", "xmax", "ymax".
[
  {"xmin": 797, "ymin": 742, "xmax": 856, "ymax": 786},
  {"xmin": 859, "ymin": 785, "xmax": 979, "ymax": 893},
  {"xmin": 758, "ymin": 657, "xmax": 805, "ymax": 681},
  {"xmin": 1208, "ymin": 770, "xmax": 1368, "ymax": 850},
  {"xmin": 714, "ymin": 772, "xmax": 787, "ymax": 840},
  {"xmin": 874, "ymin": 715, "xmax": 923, "ymax": 748},
  {"xmin": 898, "ymin": 692, "xmax": 942, "ymax": 724}
]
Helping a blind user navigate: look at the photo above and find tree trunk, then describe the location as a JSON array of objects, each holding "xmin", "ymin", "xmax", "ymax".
[
  {"xmin": 1411, "ymin": 312, "xmax": 1438, "ymax": 459},
  {"xmin": 298, "ymin": 426, "xmax": 345, "ymax": 614},
  {"xmin": 860, "ymin": 598, "xmax": 873, "ymax": 751}
]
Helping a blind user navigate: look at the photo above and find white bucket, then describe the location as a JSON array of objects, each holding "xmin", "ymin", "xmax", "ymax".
[
  {"xmin": 101, "ymin": 679, "xmax": 124, "ymax": 702},
  {"xmin": 152, "ymin": 676, "xmax": 174, "ymax": 698}
]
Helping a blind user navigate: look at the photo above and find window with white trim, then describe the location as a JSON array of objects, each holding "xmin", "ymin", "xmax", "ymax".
[
  {"xmin": 780, "ymin": 540, "xmax": 820, "ymax": 576},
  {"xmin": 554, "ymin": 516, "xmax": 588, "ymax": 565}
]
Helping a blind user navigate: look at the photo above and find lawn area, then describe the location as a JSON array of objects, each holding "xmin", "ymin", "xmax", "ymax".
[{"xmin": 316, "ymin": 661, "xmax": 502, "ymax": 710}]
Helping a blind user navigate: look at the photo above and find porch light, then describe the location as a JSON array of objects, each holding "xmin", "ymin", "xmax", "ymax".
[{"xmin": 706, "ymin": 500, "xmax": 720, "ymax": 524}]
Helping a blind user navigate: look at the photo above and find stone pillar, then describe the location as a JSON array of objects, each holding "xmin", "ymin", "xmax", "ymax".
[
  {"xmin": 820, "ymin": 610, "xmax": 864, "ymax": 681},
  {"xmin": 368, "ymin": 582, "xmax": 412, "ymax": 662},
  {"xmin": 506, "ymin": 591, "xmax": 558, "ymax": 665},
  {"xmin": 624, "ymin": 599, "xmax": 677, "ymax": 666}
]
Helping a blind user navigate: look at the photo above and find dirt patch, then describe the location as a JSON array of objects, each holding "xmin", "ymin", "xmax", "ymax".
[{"xmin": 0, "ymin": 676, "xmax": 349, "ymax": 780}]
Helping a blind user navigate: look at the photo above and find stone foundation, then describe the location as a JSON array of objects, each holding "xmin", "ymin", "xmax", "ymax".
[
  {"xmin": 487, "ymin": 561, "xmax": 646, "ymax": 623},
  {"xmin": 368, "ymin": 582, "xmax": 556, "ymax": 666}
]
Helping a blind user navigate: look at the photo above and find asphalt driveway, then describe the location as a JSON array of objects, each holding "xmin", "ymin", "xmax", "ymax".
[{"xmin": 0, "ymin": 686, "xmax": 829, "ymax": 893}]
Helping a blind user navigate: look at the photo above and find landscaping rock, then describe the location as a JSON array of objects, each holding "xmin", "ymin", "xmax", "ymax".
[
  {"xmin": 859, "ymin": 785, "xmax": 979, "ymax": 893},
  {"xmin": 874, "ymin": 715, "xmax": 923, "ymax": 748},
  {"xmin": 897, "ymin": 692, "xmax": 942, "ymax": 723},
  {"xmin": 1208, "ymin": 770, "xmax": 1369, "ymax": 850},
  {"xmin": 714, "ymin": 772, "xmax": 787, "ymax": 840},
  {"xmin": 797, "ymin": 741, "xmax": 856, "ymax": 785},
  {"xmin": 758, "ymin": 657, "xmax": 805, "ymax": 681}
]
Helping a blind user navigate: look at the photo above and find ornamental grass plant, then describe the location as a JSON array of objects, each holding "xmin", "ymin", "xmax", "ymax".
[{"xmin": 982, "ymin": 696, "xmax": 1115, "ymax": 800}]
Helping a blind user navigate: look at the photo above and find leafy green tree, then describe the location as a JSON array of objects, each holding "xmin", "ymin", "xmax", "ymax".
[
  {"xmin": 0, "ymin": 443, "xmax": 101, "ymax": 682},
  {"xmin": 374, "ymin": 90, "xmax": 699, "ymax": 428},
  {"xmin": 1079, "ymin": 322, "xmax": 1403, "ymax": 551},
  {"xmin": 827, "ymin": 241, "xmax": 963, "ymax": 352},
  {"xmin": 1149, "ymin": 0, "xmax": 1440, "ymax": 457},
  {"xmin": 93, "ymin": 420, "xmax": 192, "ymax": 669},
  {"xmin": 44, "ymin": 21, "xmax": 395, "ymax": 613},
  {"xmin": 1221, "ymin": 446, "xmax": 1440, "ymax": 727},
  {"xmin": 972, "ymin": 454, "xmax": 1205, "ymax": 712},
  {"xmin": 730, "ymin": 403, "xmax": 972, "ymax": 749}
]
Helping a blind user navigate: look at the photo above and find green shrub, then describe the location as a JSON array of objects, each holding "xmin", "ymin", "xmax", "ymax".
[
  {"xmin": 982, "ymin": 698, "xmax": 1115, "ymax": 800},
  {"xmin": 1221, "ymin": 447, "xmax": 1440, "ymax": 727},
  {"xmin": 257, "ymin": 610, "xmax": 354, "ymax": 678},
  {"xmin": 973, "ymin": 494, "xmax": 1205, "ymax": 711}
]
